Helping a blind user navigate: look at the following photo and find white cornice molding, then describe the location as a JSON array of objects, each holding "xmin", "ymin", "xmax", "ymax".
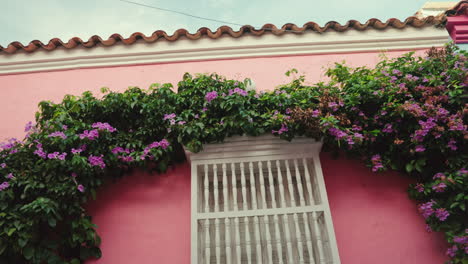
[
  {"xmin": 185, "ymin": 135, "xmax": 322, "ymax": 163},
  {"xmin": 0, "ymin": 27, "xmax": 448, "ymax": 75}
]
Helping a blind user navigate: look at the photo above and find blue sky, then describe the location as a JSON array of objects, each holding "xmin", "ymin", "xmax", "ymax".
[{"xmin": 0, "ymin": 0, "xmax": 459, "ymax": 47}]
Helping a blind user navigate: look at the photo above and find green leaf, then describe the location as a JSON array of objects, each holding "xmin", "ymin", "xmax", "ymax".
[
  {"xmin": 405, "ymin": 163, "xmax": 413, "ymax": 173},
  {"xmin": 18, "ymin": 238, "xmax": 27, "ymax": 248},
  {"xmin": 23, "ymin": 246, "xmax": 34, "ymax": 260},
  {"xmin": 48, "ymin": 218, "xmax": 56, "ymax": 227},
  {"xmin": 6, "ymin": 228, "xmax": 16, "ymax": 236}
]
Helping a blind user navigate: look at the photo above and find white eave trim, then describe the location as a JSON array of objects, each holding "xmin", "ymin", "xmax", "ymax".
[{"xmin": 0, "ymin": 26, "xmax": 448, "ymax": 75}]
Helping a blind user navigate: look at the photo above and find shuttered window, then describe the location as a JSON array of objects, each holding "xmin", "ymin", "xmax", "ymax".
[{"xmin": 188, "ymin": 136, "xmax": 340, "ymax": 264}]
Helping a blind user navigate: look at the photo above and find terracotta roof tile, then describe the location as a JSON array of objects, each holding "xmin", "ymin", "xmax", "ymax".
[
  {"xmin": 0, "ymin": 16, "xmax": 444, "ymax": 55},
  {"xmin": 445, "ymin": 0, "xmax": 468, "ymax": 16}
]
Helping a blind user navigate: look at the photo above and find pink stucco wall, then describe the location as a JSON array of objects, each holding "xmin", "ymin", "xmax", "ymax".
[
  {"xmin": 0, "ymin": 50, "xmax": 424, "ymax": 140},
  {"xmin": 0, "ymin": 49, "xmax": 446, "ymax": 263},
  {"xmin": 84, "ymin": 154, "xmax": 447, "ymax": 264}
]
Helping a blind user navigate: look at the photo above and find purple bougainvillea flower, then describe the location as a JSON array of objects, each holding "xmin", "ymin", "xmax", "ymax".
[
  {"xmin": 47, "ymin": 152, "xmax": 59, "ymax": 159},
  {"xmin": 311, "ymin": 109, "xmax": 320, "ymax": 117},
  {"xmin": 71, "ymin": 173, "xmax": 77, "ymax": 178},
  {"xmin": 446, "ymin": 245, "xmax": 457, "ymax": 258},
  {"xmin": 418, "ymin": 200, "xmax": 435, "ymax": 219},
  {"xmin": 0, "ymin": 163, "xmax": 5, "ymax": 168},
  {"xmin": 415, "ymin": 183, "xmax": 424, "ymax": 192},
  {"xmin": 432, "ymin": 182, "xmax": 447, "ymax": 193},
  {"xmin": 163, "ymin": 113, "xmax": 176, "ymax": 120},
  {"xmin": 178, "ymin": 121, "xmax": 186, "ymax": 125},
  {"xmin": 0, "ymin": 181, "xmax": 10, "ymax": 191},
  {"xmin": 77, "ymin": 184, "xmax": 85, "ymax": 193},
  {"xmin": 382, "ymin": 123, "xmax": 393, "ymax": 133},
  {"xmin": 79, "ymin": 129, "xmax": 99, "ymax": 140},
  {"xmin": 57, "ymin": 152, "xmax": 67, "ymax": 161},
  {"xmin": 88, "ymin": 155, "xmax": 106, "ymax": 169},
  {"xmin": 6, "ymin": 173, "xmax": 14, "ymax": 179},
  {"xmin": 448, "ymin": 139, "xmax": 457, "ymax": 151},
  {"xmin": 48, "ymin": 131, "xmax": 67, "ymax": 140},
  {"xmin": 205, "ymin": 91, "xmax": 218, "ymax": 102},
  {"xmin": 91, "ymin": 122, "xmax": 117, "ymax": 132},
  {"xmin": 415, "ymin": 145, "xmax": 426, "ymax": 152},
  {"xmin": 62, "ymin": 125, "xmax": 68, "ymax": 130},
  {"xmin": 453, "ymin": 236, "xmax": 468, "ymax": 244},
  {"xmin": 71, "ymin": 148, "xmax": 82, "ymax": 154},
  {"xmin": 433, "ymin": 173, "xmax": 445, "ymax": 179},
  {"xmin": 435, "ymin": 208, "xmax": 450, "ymax": 221},
  {"xmin": 159, "ymin": 139, "xmax": 170, "ymax": 149},
  {"xmin": 272, "ymin": 124, "xmax": 288, "ymax": 135},
  {"xmin": 24, "ymin": 121, "xmax": 34, "ymax": 132},
  {"xmin": 425, "ymin": 224, "xmax": 432, "ymax": 233}
]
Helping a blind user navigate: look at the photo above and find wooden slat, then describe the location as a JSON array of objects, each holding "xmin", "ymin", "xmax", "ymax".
[
  {"xmin": 225, "ymin": 218, "xmax": 232, "ymax": 264},
  {"xmin": 222, "ymin": 163, "xmax": 228, "ymax": 212},
  {"xmin": 312, "ymin": 212, "xmax": 327, "ymax": 264},
  {"xmin": 293, "ymin": 159, "xmax": 306, "ymax": 207},
  {"xmin": 258, "ymin": 161, "xmax": 267, "ymax": 209},
  {"xmin": 240, "ymin": 163, "xmax": 248, "ymax": 211},
  {"xmin": 215, "ymin": 218, "xmax": 221, "ymax": 264},
  {"xmin": 204, "ymin": 164, "xmax": 210, "ymax": 213},
  {"xmin": 264, "ymin": 216, "xmax": 274, "ymax": 264},
  {"xmin": 235, "ymin": 218, "xmax": 241, "ymax": 263},
  {"xmin": 231, "ymin": 164, "xmax": 239, "ymax": 211},
  {"xmin": 245, "ymin": 217, "xmax": 252, "ymax": 264},
  {"xmin": 267, "ymin": 160, "xmax": 277, "ymax": 209},
  {"xmin": 273, "ymin": 215, "xmax": 284, "ymax": 264},
  {"xmin": 213, "ymin": 164, "xmax": 219, "ymax": 213},
  {"xmin": 303, "ymin": 213, "xmax": 316, "ymax": 264},
  {"xmin": 275, "ymin": 160, "xmax": 286, "ymax": 208},
  {"xmin": 293, "ymin": 213, "xmax": 305, "ymax": 264},
  {"xmin": 284, "ymin": 160, "xmax": 297, "ymax": 207},
  {"xmin": 205, "ymin": 219, "xmax": 211, "ymax": 264},
  {"xmin": 249, "ymin": 162, "xmax": 257, "ymax": 210},
  {"xmin": 254, "ymin": 216, "xmax": 263, "ymax": 264},
  {"xmin": 302, "ymin": 158, "xmax": 315, "ymax": 206},
  {"xmin": 283, "ymin": 214, "xmax": 294, "ymax": 263}
]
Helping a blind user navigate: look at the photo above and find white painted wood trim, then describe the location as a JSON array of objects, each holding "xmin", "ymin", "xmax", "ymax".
[
  {"xmin": 0, "ymin": 27, "xmax": 448, "ymax": 75},
  {"xmin": 188, "ymin": 135, "xmax": 341, "ymax": 263}
]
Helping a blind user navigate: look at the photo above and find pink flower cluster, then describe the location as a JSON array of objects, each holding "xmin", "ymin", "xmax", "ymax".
[
  {"xmin": 71, "ymin": 144, "xmax": 87, "ymax": 154},
  {"xmin": 371, "ymin": 154, "xmax": 384, "ymax": 172},
  {"xmin": 47, "ymin": 152, "xmax": 67, "ymax": 161},
  {"xmin": 33, "ymin": 144, "xmax": 46, "ymax": 159},
  {"xmin": 414, "ymin": 183, "xmax": 424, "ymax": 192},
  {"xmin": 112, "ymin": 146, "xmax": 131, "ymax": 154},
  {"xmin": 432, "ymin": 182, "xmax": 447, "ymax": 192},
  {"xmin": 92, "ymin": 122, "xmax": 117, "ymax": 132},
  {"xmin": 272, "ymin": 124, "xmax": 288, "ymax": 135},
  {"xmin": 328, "ymin": 127, "xmax": 347, "ymax": 139},
  {"xmin": 0, "ymin": 138, "xmax": 19, "ymax": 151},
  {"xmin": 164, "ymin": 113, "xmax": 177, "ymax": 125},
  {"xmin": 141, "ymin": 139, "xmax": 170, "ymax": 160},
  {"xmin": 79, "ymin": 129, "xmax": 99, "ymax": 140},
  {"xmin": 0, "ymin": 181, "xmax": 9, "ymax": 191},
  {"xmin": 228, "ymin": 88, "xmax": 247, "ymax": 96},
  {"xmin": 88, "ymin": 155, "xmax": 106, "ymax": 169},
  {"xmin": 418, "ymin": 200, "xmax": 435, "ymax": 219},
  {"xmin": 205, "ymin": 91, "xmax": 218, "ymax": 102},
  {"xmin": 48, "ymin": 131, "xmax": 67, "ymax": 140},
  {"xmin": 418, "ymin": 200, "xmax": 450, "ymax": 221}
]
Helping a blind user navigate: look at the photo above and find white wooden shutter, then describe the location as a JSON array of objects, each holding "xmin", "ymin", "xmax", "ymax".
[{"xmin": 187, "ymin": 135, "xmax": 340, "ymax": 264}]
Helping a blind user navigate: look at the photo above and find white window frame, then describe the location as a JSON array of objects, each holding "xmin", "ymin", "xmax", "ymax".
[{"xmin": 187, "ymin": 135, "xmax": 341, "ymax": 264}]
